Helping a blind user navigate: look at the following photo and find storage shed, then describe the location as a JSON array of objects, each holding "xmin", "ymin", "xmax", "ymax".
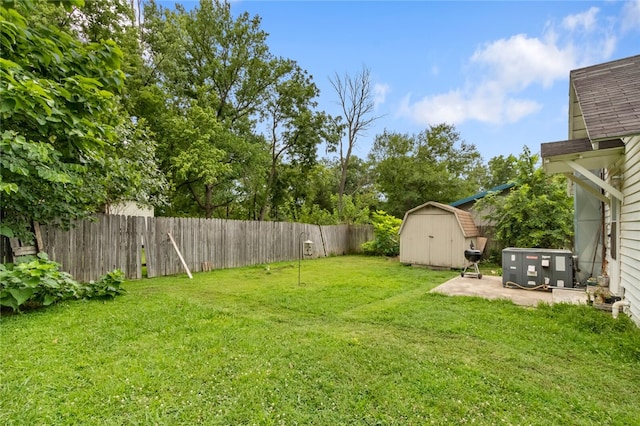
[{"xmin": 399, "ymin": 201, "xmax": 480, "ymax": 268}]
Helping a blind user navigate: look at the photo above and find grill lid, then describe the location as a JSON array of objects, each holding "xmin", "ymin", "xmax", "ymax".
[{"xmin": 464, "ymin": 249, "xmax": 482, "ymax": 261}]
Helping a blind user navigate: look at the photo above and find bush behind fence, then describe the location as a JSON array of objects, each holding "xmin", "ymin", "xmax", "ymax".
[{"xmin": 15, "ymin": 215, "xmax": 373, "ymax": 282}]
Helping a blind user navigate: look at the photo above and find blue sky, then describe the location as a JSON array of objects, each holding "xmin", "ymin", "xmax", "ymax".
[{"xmin": 162, "ymin": 1, "xmax": 640, "ymax": 162}]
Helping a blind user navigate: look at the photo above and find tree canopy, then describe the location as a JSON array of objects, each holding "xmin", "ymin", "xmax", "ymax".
[
  {"xmin": 474, "ymin": 146, "xmax": 574, "ymax": 253},
  {"xmin": 139, "ymin": 0, "xmax": 337, "ymax": 220},
  {"xmin": 369, "ymin": 124, "xmax": 485, "ymax": 218},
  {"xmin": 1, "ymin": 0, "xmax": 573, "ymax": 247},
  {"xmin": 1, "ymin": 0, "xmax": 123, "ymax": 239},
  {"xmin": 1, "ymin": 0, "xmax": 165, "ymax": 240}
]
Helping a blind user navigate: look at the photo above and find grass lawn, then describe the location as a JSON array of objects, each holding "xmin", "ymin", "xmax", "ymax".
[{"xmin": 1, "ymin": 256, "xmax": 639, "ymax": 425}]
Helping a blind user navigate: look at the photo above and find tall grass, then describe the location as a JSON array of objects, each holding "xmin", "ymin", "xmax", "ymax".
[{"xmin": 1, "ymin": 256, "xmax": 639, "ymax": 425}]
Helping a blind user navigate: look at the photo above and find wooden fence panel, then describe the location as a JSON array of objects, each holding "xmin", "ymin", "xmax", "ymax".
[
  {"xmin": 348, "ymin": 225, "xmax": 374, "ymax": 253},
  {"xmin": 320, "ymin": 225, "xmax": 348, "ymax": 256},
  {"xmin": 143, "ymin": 215, "xmax": 155, "ymax": 278},
  {"xmin": 38, "ymin": 215, "xmax": 142, "ymax": 282},
  {"xmin": 29, "ymin": 215, "xmax": 373, "ymax": 281}
]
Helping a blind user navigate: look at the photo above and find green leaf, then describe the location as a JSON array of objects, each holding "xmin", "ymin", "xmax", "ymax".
[
  {"xmin": 0, "ymin": 224, "xmax": 15, "ymax": 238},
  {"xmin": 0, "ymin": 294, "xmax": 19, "ymax": 311},
  {"xmin": 0, "ymin": 97, "xmax": 16, "ymax": 113},
  {"xmin": 8, "ymin": 287, "xmax": 35, "ymax": 306},
  {"xmin": 42, "ymin": 294, "xmax": 57, "ymax": 306}
]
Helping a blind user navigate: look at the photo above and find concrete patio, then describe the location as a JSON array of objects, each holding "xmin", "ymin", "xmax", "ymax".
[{"xmin": 431, "ymin": 275, "xmax": 588, "ymax": 307}]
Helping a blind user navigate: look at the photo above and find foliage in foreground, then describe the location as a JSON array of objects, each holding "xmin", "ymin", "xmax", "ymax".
[
  {"xmin": 0, "ymin": 253, "xmax": 125, "ymax": 312},
  {"xmin": 0, "ymin": 0, "xmax": 165, "ymax": 242},
  {"xmin": 1, "ymin": 256, "xmax": 639, "ymax": 425}
]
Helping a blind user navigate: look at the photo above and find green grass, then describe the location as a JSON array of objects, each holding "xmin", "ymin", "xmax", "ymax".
[{"xmin": 1, "ymin": 256, "xmax": 639, "ymax": 425}]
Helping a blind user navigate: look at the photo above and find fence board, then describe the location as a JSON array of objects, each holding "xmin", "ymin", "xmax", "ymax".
[{"xmin": 23, "ymin": 215, "xmax": 373, "ymax": 281}]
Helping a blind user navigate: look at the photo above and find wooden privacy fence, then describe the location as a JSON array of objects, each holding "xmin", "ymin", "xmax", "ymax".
[{"xmin": 33, "ymin": 215, "xmax": 373, "ymax": 282}]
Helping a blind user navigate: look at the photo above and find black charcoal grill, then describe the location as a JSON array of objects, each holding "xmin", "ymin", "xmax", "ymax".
[{"xmin": 461, "ymin": 243, "xmax": 482, "ymax": 279}]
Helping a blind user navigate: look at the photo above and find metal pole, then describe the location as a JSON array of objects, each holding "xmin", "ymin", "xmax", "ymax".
[{"xmin": 298, "ymin": 231, "xmax": 305, "ymax": 286}]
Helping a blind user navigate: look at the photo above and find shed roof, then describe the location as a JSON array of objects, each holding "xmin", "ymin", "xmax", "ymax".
[
  {"xmin": 450, "ymin": 182, "xmax": 516, "ymax": 208},
  {"xmin": 571, "ymin": 54, "xmax": 640, "ymax": 142},
  {"xmin": 399, "ymin": 201, "xmax": 479, "ymax": 237}
]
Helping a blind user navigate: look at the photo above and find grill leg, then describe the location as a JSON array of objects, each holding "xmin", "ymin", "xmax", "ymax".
[{"xmin": 461, "ymin": 262, "xmax": 482, "ymax": 279}]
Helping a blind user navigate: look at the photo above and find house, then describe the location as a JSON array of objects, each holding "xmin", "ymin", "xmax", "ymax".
[
  {"xmin": 399, "ymin": 201, "xmax": 481, "ymax": 269},
  {"xmin": 450, "ymin": 182, "xmax": 516, "ymax": 227},
  {"xmin": 450, "ymin": 183, "xmax": 515, "ymax": 257},
  {"xmin": 540, "ymin": 54, "xmax": 640, "ymax": 325},
  {"xmin": 105, "ymin": 201, "xmax": 154, "ymax": 217}
]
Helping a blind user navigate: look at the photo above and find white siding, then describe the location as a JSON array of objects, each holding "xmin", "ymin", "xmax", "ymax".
[
  {"xmin": 399, "ymin": 206, "xmax": 472, "ymax": 268},
  {"xmin": 106, "ymin": 201, "xmax": 154, "ymax": 217},
  {"xmin": 569, "ymin": 84, "xmax": 588, "ymax": 140},
  {"xmin": 620, "ymin": 135, "xmax": 640, "ymax": 326},
  {"xmin": 603, "ymin": 168, "xmax": 622, "ymax": 296}
]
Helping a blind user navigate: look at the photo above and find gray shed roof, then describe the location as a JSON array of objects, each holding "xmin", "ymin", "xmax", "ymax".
[
  {"xmin": 399, "ymin": 201, "xmax": 479, "ymax": 238},
  {"xmin": 571, "ymin": 54, "xmax": 640, "ymax": 142}
]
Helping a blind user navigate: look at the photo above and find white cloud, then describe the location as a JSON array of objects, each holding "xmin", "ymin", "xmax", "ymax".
[
  {"xmin": 374, "ymin": 83, "xmax": 390, "ymax": 109},
  {"xmin": 504, "ymin": 98, "xmax": 543, "ymax": 123},
  {"xmin": 398, "ymin": 6, "xmax": 618, "ymax": 127},
  {"xmin": 470, "ymin": 33, "xmax": 576, "ymax": 89},
  {"xmin": 621, "ymin": 0, "xmax": 640, "ymax": 32},
  {"xmin": 399, "ymin": 88, "xmax": 541, "ymax": 126},
  {"xmin": 562, "ymin": 7, "xmax": 599, "ymax": 32}
]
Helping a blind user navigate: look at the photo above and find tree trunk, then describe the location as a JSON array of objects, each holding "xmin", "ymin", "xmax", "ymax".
[{"xmin": 204, "ymin": 184, "xmax": 213, "ymax": 219}]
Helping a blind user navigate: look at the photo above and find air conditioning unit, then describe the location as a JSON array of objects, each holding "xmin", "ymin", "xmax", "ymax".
[{"xmin": 502, "ymin": 248, "xmax": 574, "ymax": 289}]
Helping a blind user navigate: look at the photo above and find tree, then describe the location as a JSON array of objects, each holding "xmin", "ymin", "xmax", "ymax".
[
  {"xmin": 370, "ymin": 124, "xmax": 484, "ymax": 218},
  {"xmin": 475, "ymin": 146, "xmax": 573, "ymax": 252},
  {"xmin": 102, "ymin": 119, "xmax": 168, "ymax": 211},
  {"xmin": 329, "ymin": 66, "xmax": 380, "ymax": 218},
  {"xmin": 1, "ymin": 0, "xmax": 126, "ymax": 240},
  {"xmin": 482, "ymin": 154, "xmax": 519, "ymax": 190},
  {"xmin": 26, "ymin": 0, "xmax": 146, "ymax": 114},
  {"xmin": 163, "ymin": 103, "xmax": 253, "ymax": 218},
  {"xmin": 258, "ymin": 64, "xmax": 332, "ymax": 221},
  {"xmin": 141, "ymin": 0, "xmax": 332, "ymax": 220}
]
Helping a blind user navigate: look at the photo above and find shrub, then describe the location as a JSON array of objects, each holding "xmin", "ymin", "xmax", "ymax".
[
  {"xmin": 83, "ymin": 269, "xmax": 126, "ymax": 299},
  {"xmin": 0, "ymin": 252, "xmax": 81, "ymax": 311},
  {"xmin": 0, "ymin": 253, "xmax": 126, "ymax": 312},
  {"xmin": 361, "ymin": 210, "xmax": 402, "ymax": 256}
]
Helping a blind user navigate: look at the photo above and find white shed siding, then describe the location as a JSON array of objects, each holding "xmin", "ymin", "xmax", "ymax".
[
  {"xmin": 399, "ymin": 212, "xmax": 432, "ymax": 265},
  {"xmin": 603, "ymin": 166, "xmax": 623, "ymax": 295},
  {"xmin": 427, "ymin": 211, "xmax": 455, "ymax": 267},
  {"xmin": 399, "ymin": 205, "xmax": 474, "ymax": 268},
  {"xmin": 620, "ymin": 135, "xmax": 640, "ymax": 326}
]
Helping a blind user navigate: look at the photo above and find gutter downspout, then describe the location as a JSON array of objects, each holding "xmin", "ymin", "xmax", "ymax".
[{"xmin": 612, "ymin": 299, "xmax": 630, "ymax": 319}]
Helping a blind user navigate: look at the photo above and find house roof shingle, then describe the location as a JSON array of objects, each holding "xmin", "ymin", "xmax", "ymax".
[
  {"xmin": 571, "ymin": 54, "xmax": 640, "ymax": 141},
  {"xmin": 540, "ymin": 137, "xmax": 625, "ymax": 158}
]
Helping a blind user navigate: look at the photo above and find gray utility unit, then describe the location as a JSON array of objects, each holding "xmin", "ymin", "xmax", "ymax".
[{"xmin": 502, "ymin": 248, "xmax": 574, "ymax": 289}]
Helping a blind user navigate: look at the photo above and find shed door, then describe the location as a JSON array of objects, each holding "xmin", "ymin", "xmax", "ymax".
[
  {"xmin": 400, "ymin": 209, "xmax": 456, "ymax": 267},
  {"xmin": 428, "ymin": 213, "xmax": 453, "ymax": 267},
  {"xmin": 399, "ymin": 213, "xmax": 430, "ymax": 265}
]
